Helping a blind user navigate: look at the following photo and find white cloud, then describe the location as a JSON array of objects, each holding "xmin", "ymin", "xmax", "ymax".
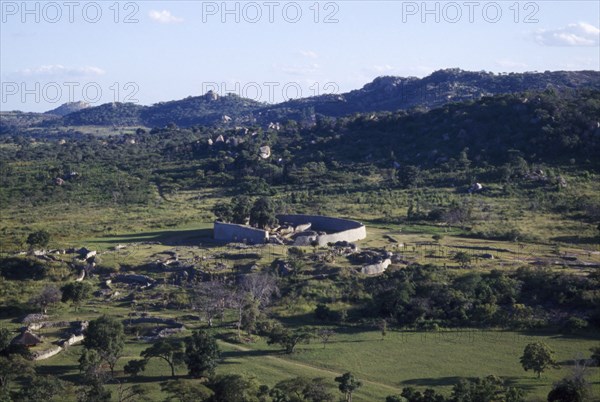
[
  {"xmin": 534, "ymin": 22, "xmax": 599, "ymax": 47},
  {"xmin": 370, "ymin": 64, "xmax": 395, "ymax": 73},
  {"xmin": 18, "ymin": 65, "xmax": 106, "ymax": 77},
  {"xmin": 279, "ymin": 63, "xmax": 320, "ymax": 75},
  {"xmin": 299, "ymin": 50, "xmax": 318, "ymax": 59},
  {"xmin": 148, "ymin": 10, "xmax": 183, "ymax": 24}
]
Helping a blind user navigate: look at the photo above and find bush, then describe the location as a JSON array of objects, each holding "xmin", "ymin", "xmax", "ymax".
[
  {"xmin": 26, "ymin": 230, "xmax": 50, "ymax": 249},
  {"xmin": 314, "ymin": 304, "xmax": 334, "ymax": 321},
  {"xmin": 255, "ymin": 319, "xmax": 281, "ymax": 337},
  {"xmin": 0, "ymin": 257, "xmax": 47, "ymax": 281},
  {"xmin": 561, "ymin": 317, "xmax": 589, "ymax": 334}
]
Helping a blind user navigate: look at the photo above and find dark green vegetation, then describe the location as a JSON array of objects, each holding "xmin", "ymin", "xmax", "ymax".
[{"xmin": 0, "ymin": 72, "xmax": 599, "ymax": 401}]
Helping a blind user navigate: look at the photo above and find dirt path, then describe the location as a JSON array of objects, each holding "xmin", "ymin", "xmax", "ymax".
[{"xmin": 218, "ymin": 340, "xmax": 403, "ymax": 393}]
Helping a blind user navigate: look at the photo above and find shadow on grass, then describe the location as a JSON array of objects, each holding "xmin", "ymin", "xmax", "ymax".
[
  {"xmin": 123, "ymin": 374, "xmax": 182, "ymax": 383},
  {"xmin": 550, "ymin": 235, "xmax": 599, "ymax": 245},
  {"xmin": 516, "ymin": 329, "xmax": 600, "ymax": 341},
  {"xmin": 402, "ymin": 376, "xmax": 464, "ymax": 387},
  {"xmin": 92, "ymin": 228, "xmax": 214, "ymax": 247},
  {"xmin": 403, "ymin": 376, "xmax": 543, "ymax": 393},
  {"xmin": 36, "ymin": 364, "xmax": 81, "ymax": 383},
  {"xmin": 221, "ymin": 349, "xmax": 274, "ymax": 359},
  {"xmin": 503, "ymin": 376, "xmax": 546, "ymax": 392}
]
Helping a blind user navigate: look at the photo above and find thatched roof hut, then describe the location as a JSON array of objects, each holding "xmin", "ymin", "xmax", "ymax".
[{"xmin": 11, "ymin": 331, "xmax": 42, "ymax": 347}]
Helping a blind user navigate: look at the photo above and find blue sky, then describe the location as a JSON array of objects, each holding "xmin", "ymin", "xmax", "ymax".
[{"xmin": 1, "ymin": 0, "xmax": 599, "ymax": 112}]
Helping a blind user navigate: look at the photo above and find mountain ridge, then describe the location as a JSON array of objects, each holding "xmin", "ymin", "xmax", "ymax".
[{"xmin": 2, "ymin": 69, "xmax": 599, "ymax": 133}]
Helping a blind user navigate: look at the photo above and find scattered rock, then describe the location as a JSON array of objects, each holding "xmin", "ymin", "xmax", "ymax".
[
  {"xmin": 113, "ymin": 274, "xmax": 156, "ymax": 287},
  {"xmin": 21, "ymin": 314, "xmax": 49, "ymax": 324},
  {"xmin": 361, "ymin": 259, "xmax": 392, "ymax": 275},
  {"xmin": 259, "ymin": 145, "xmax": 271, "ymax": 159}
]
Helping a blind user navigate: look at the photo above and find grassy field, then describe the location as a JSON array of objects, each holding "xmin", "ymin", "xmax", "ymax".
[
  {"xmin": 1, "ymin": 180, "xmax": 599, "ymax": 401},
  {"xmin": 28, "ymin": 320, "xmax": 600, "ymax": 402}
]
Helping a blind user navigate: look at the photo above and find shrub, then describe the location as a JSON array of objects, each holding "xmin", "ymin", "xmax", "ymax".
[{"xmin": 561, "ymin": 317, "xmax": 589, "ymax": 334}]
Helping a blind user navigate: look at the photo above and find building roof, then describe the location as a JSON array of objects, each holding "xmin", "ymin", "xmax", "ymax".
[{"xmin": 11, "ymin": 331, "xmax": 42, "ymax": 346}]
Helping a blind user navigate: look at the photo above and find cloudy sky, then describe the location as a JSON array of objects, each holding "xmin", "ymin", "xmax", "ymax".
[{"xmin": 1, "ymin": 0, "xmax": 598, "ymax": 112}]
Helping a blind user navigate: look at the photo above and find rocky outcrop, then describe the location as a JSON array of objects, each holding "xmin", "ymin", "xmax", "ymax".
[
  {"xmin": 113, "ymin": 274, "xmax": 156, "ymax": 287},
  {"xmin": 361, "ymin": 258, "xmax": 392, "ymax": 275},
  {"xmin": 21, "ymin": 314, "xmax": 49, "ymax": 324}
]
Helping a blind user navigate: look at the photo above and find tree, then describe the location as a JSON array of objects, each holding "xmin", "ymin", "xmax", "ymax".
[
  {"xmin": 16, "ymin": 374, "xmax": 66, "ymax": 401},
  {"xmin": 208, "ymin": 374, "xmax": 262, "ymax": 402},
  {"xmin": 238, "ymin": 273, "xmax": 279, "ymax": 336},
  {"xmin": 61, "ymin": 282, "xmax": 93, "ymax": 310},
  {"xmin": 271, "ymin": 377, "xmax": 335, "ymax": 402},
  {"xmin": 520, "ymin": 342, "xmax": 558, "ymax": 378},
  {"xmin": 315, "ymin": 304, "xmax": 334, "ymax": 322},
  {"xmin": 547, "ymin": 377, "xmax": 587, "ymax": 402},
  {"xmin": 452, "ymin": 375, "xmax": 512, "ymax": 402},
  {"xmin": 115, "ymin": 382, "xmax": 147, "ymax": 402},
  {"xmin": 83, "ymin": 316, "xmax": 125, "ymax": 376},
  {"xmin": 30, "ymin": 285, "xmax": 62, "ymax": 314},
  {"xmin": 212, "ymin": 203, "xmax": 233, "ymax": 223},
  {"xmin": 453, "ymin": 252, "xmax": 472, "ymax": 268},
  {"xmin": 399, "ymin": 387, "xmax": 447, "ymax": 402},
  {"xmin": 241, "ymin": 298, "xmax": 260, "ymax": 335},
  {"xmin": 190, "ymin": 280, "xmax": 227, "ymax": 327},
  {"xmin": 334, "ymin": 372, "xmax": 362, "ymax": 402},
  {"xmin": 184, "ymin": 330, "xmax": 220, "ymax": 378},
  {"xmin": 590, "ymin": 346, "xmax": 600, "ymax": 366},
  {"xmin": 140, "ymin": 339, "xmax": 185, "ymax": 377},
  {"xmin": 240, "ymin": 272, "xmax": 279, "ymax": 307},
  {"xmin": 397, "ymin": 165, "xmax": 422, "ymax": 189},
  {"xmin": 316, "ymin": 328, "xmax": 335, "ymax": 349},
  {"xmin": 443, "ymin": 201, "xmax": 473, "ymax": 229},
  {"xmin": 229, "ymin": 289, "xmax": 250, "ymax": 340},
  {"xmin": 0, "ymin": 355, "xmax": 33, "ymax": 398},
  {"xmin": 249, "ymin": 197, "xmax": 278, "ymax": 229},
  {"xmin": 561, "ymin": 317, "xmax": 588, "ymax": 334},
  {"xmin": 378, "ymin": 319, "xmax": 387, "ymax": 341},
  {"xmin": 267, "ymin": 326, "xmax": 312, "ymax": 354},
  {"xmin": 124, "ymin": 359, "xmax": 147, "ymax": 377},
  {"xmin": 77, "ymin": 383, "xmax": 111, "ymax": 402},
  {"xmin": 231, "ymin": 196, "xmax": 253, "ymax": 224},
  {"xmin": 26, "ymin": 230, "xmax": 50, "ymax": 249},
  {"xmin": 161, "ymin": 380, "xmax": 213, "ymax": 402},
  {"xmin": 79, "ymin": 349, "xmax": 107, "ymax": 385},
  {"xmin": 0, "ymin": 329, "xmax": 11, "ymax": 355}
]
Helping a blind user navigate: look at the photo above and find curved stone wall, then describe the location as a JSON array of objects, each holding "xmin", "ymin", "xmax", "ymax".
[
  {"xmin": 276, "ymin": 214, "xmax": 367, "ymax": 246},
  {"xmin": 213, "ymin": 221, "xmax": 269, "ymax": 245}
]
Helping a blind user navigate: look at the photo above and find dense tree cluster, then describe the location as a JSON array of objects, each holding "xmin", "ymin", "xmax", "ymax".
[{"xmin": 366, "ymin": 265, "xmax": 599, "ymax": 329}]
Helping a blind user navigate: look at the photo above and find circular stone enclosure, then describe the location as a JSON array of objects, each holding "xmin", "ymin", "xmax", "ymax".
[
  {"xmin": 276, "ymin": 214, "xmax": 367, "ymax": 246},
  {"xmin": 213, "ymin": 214, "xmax": 367, "ymax": 246}
]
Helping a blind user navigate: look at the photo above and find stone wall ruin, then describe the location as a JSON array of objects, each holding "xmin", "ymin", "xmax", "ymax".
[
  {"xmin": 276, "ymin": 214, "xmax": 367, "ymax": 246},
  {"xmin": 213, "ymin": 214, "xmax": 367, "ymax": 246}
]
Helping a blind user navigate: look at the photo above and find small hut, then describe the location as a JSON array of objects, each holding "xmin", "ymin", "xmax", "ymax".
[{"xmin": 11, "ymin": 331, "xmax": 42, "ymax": 348}]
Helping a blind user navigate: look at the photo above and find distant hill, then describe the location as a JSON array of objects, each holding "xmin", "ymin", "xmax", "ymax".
[
  {"xmin": 141, "ymin": 91, "xmax": 265, "ymax": 127},
  {"xmin": 280, "ymin": 69, "xmax": 600, "ymax": 116},
  {"xmin": 0, "ymin": 111, "xmax": 60, "ymax": 134},
  {"xmin": 2, "ymin": 69, "xmax": 599, "ymax": 132},
  {"xmin": 60, "ymin": 102, "xmax": 145, "ymax": 126},
  {"xmin": 313, "ymin": 88, "xmax": 600, "ymax": 168},
  {"xmin": 46, "ymin": 101, "xmax": 90, "ymax": 116}
]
